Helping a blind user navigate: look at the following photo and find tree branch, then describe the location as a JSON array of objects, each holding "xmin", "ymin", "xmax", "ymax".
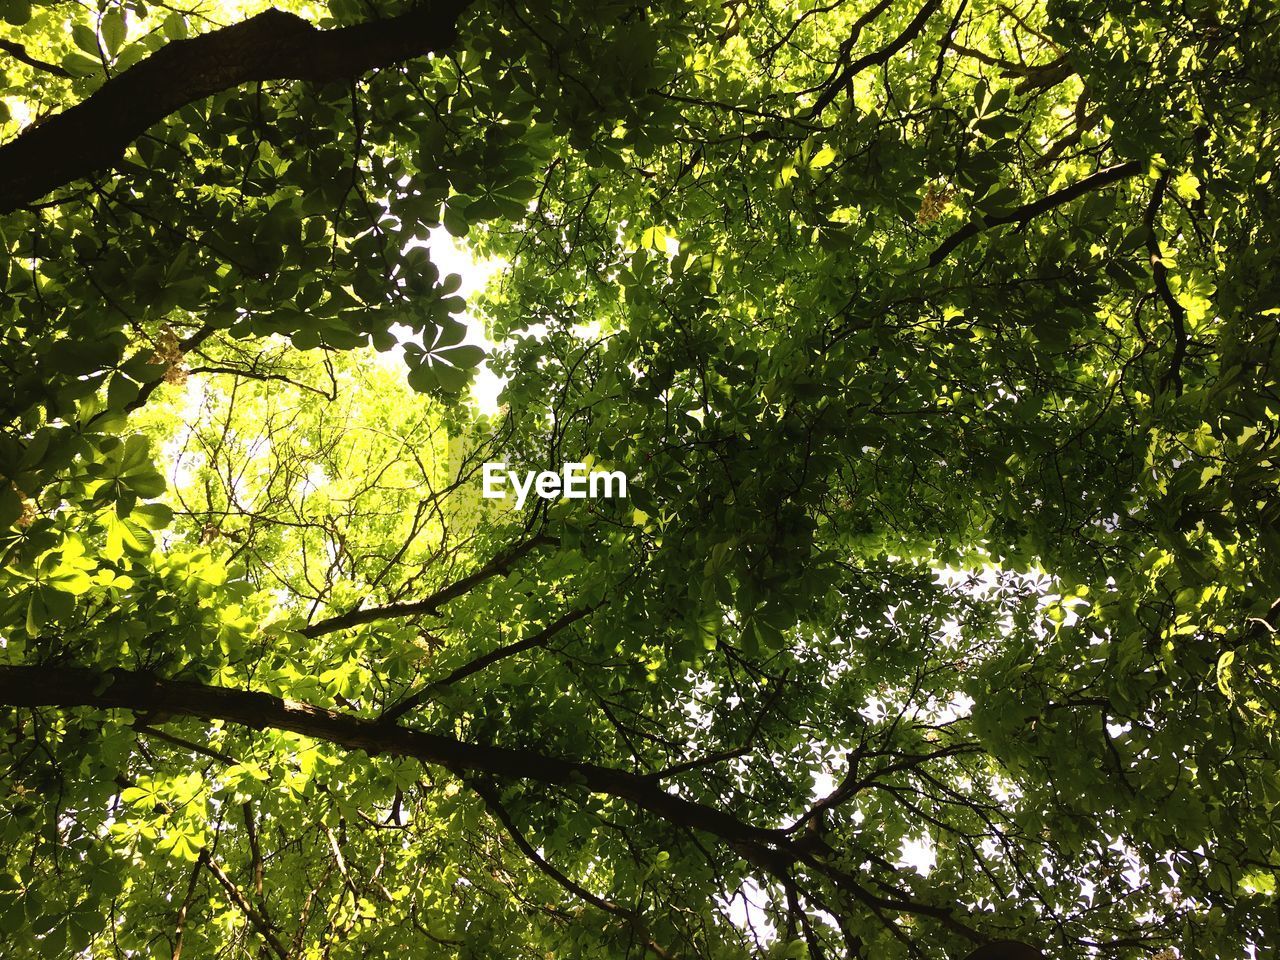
[
  {"xmin": 805, "ymin": 0, "xmax": 943, "ymax": 118},
  {"xmin": 379, "ymin": 603, "xmax": 598, "ymax": 723},
  {"xmin": 0, "ymin": 664, "xmax": 1002, "ymax": 941},
  {"xmin": 242, "ymin": 802, "xmax": 265, "ymax": 901},
  {"xmin": 0, "ymin": 2, "xmax": 472, "ymax": 213},
  {"xmin": 204, "ymin": 854, "xmax": 288, "ymax": 960},
  {"xmin": 471, "ymin": 778, "xmax": 676, "ymax": 960},
  {"xmin": 171, "ymin": 852, "xmax": 205, "ymax": 960},
  {"xmin": 927, "ymin": 160, "xmax": 1142, "ymax": 266},
  {"xmin": 929, "ymin": 0, "xmax": 969, "ymax": 95},
  {"xmin": 0, "ymin": 664, "xmax": 784, "ymax": 851},
  {"xmin": 134, "ymin": 720, "xmax": 239, "ymax": 764},
  {"xmin": 0, "ymin": 38, "xmax": 74, "ymax": 79},
  {"xmin": 961, "ymin": 941, "xmax": 1047, "ymax": 960},
  {"xmin": 301, "ymin": 535, "xmax": 557, "ymax": 638},
  {"xmin": 1144, "ymin": 169, "xmax": 1188, "ymax": 394}
]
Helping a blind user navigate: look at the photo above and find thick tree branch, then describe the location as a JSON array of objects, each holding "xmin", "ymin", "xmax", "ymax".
[
  {"xmin": 0, "ymin": 664, "xmax": 783, "ymax": 850},
  {"xmin": 0, "ymin": 2, "xmax": 472, "ymax": 213},
  {"xmin": 0, "ymin": 664, "xmax": 1008, "ymax": 942},
  {"xmin": 927, "ymin": 160, "xmax": 1142, "ymax": 266},
  {"xmin": 961, "ymin": 941, "xmax": 1046, "ymax": 960},
  {"xmin": 949, "ymin": 45, "xmax": 1073, "ymax": 92}
]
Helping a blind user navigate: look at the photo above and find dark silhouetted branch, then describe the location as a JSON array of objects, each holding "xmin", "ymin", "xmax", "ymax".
[
  {"xmin": 0, "ymin": 38, "xmax": 74, "ymax": 78},
  {"xmin": 0, "ymin": 2, "xmax": 471, "ymax": 212},
  {"xmin": 928, "ymin": 160, "xmax": 1141, "ymax": 266},
  {"xmin": 806, "ymin": 0, "xmax": 943, "ymax": 117},
  {"xmin": 380, "ymin": 604, "xmax": 598, "ymax": 723},
  {"xmin": 1144, "ymin": 169, "xmax": 1188, "ymax": 394},
  {"xmin": 302, "ymin": 536, "xmax": 557, "ymax": 638}
]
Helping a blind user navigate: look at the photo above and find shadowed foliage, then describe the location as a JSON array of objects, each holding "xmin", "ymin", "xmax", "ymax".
[{"xmin": 0, "ymin": 0, "xmax": 1277, "ymax": 957}]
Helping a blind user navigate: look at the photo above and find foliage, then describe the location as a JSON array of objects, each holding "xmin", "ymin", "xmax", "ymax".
[{"xmin": 0, "ymin": 0, "xmax": 1277, "ymax": 958}]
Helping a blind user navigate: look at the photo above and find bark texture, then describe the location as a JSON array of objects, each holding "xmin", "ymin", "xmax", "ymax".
[{"xmin": 0, "ymin": 2, "xmax": 471, "ymax": 213}]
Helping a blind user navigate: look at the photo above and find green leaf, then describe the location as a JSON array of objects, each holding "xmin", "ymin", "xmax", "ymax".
[
  {"xmin": 61, "ymin": 52, "xmax": 102, "ymax": 77},
  {"xmin": 101, "ymin": 9, "xmax": 127, "ymax": 56},
  {"xmin": 438, "ymin": 344, "xmax": 484, "ymax": 369},
  {"xmin": 132, "ymin": 503, "xmax": 174, "ymax": 530},
  {"xmin": 443, "ymin": 202, "xmax": 469, "ymax": 238},
  {"xmin": 405, "ymin": 362, "xmax": 439, "ymax": 393},
  {"xmin": 106, "ymin": 374, "xmax": 141, "ymax": 412},
  {"xmin": 431, "ymin": 317, "xmax": 468, "ymax": 349},
  {"xmin": 809, "ymin": 145, "xmax": 837, "ymax": 169},
  {"xmin": 72, "ymin": 22, "xmax": 100, "ymax": 56},
  {"xmin": 431, "ymin": 363, "xmax": 470, "ymax": 392},
  {"xmin": 25, "ymin": 592, "xmax": 44, "ymax": 635},
  {"xmin": 0, "ymin": 485, "xmax": 21, "ymax": 529},
  {"xmin": 161, "ymin": 12, "xmax": 187, "ymax": 39},
  {"xmin": 0, "ymin": 0, "xmax": 31, "ymax": 26}
]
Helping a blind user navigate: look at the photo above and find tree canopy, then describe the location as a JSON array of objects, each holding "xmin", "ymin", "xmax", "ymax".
[{"xmin": 1, "ymin": 0, "xmax": 1277, "ymax": 958}]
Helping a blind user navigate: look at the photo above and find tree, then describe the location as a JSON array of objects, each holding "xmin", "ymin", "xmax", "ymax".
[{"xmin": 0, "ymin": 0, "xmax": 1277, "ymax": 957}]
